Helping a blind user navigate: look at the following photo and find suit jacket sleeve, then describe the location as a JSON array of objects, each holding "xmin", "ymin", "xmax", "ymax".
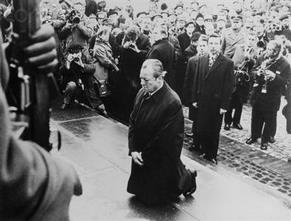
[
  {"xmin": 221, "ymin": 60, "xmax": 235, "ymax": 110},
  {"xmin": 269, "ymin": 61, "xmax": 290, "ymax": 90},
  {"xmin": 221, "ymin": 34, "xmax": 227, "ymax": 55},
  {"xmin": 183, "ymin": 58, "xmax": 196, "ymax": 106},
  {"xmin": 0, "ymin": 87, "xmax": 82, "ymax": 220}
]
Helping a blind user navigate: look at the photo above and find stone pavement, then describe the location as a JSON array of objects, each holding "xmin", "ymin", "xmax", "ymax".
[
  {"xmin": 221, "ymin": 99, "xmax": 291, "ymax": 161},
  {"xmin": 183, "ymin": 98, "xmax": 291, "ymax": 201},
  {"xmin": 49, "ymin": 103, "xmax": 291, "ymax": 220}
]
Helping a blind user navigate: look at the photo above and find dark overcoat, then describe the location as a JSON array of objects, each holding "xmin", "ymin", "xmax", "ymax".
[
  {"xmin": 176, "ymin": 32, "xmax": 192, "ymax": 101},
  {"xmin": 147, "ymin": 39, "xmax": 175, "ymax": 88},
  {"xmin": 115, "ymin": 47, "xmax": 146, "ymax": 122},
  {"xmin": 184, "ymin": 54, "xmax": 234, "ymax": 158},
  {"xmin": 127, "ymin": 83, "xmax": 185, "ymax": 204}
]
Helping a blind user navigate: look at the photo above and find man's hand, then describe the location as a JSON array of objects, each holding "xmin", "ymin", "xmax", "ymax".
[
  {"xmin": 24, "ymin": 24, "xmax": 58, "ymax": 74},
  {"xmin": 131, "ymin": 151, "xmax": 144, "ymax": 166},
  {"xmin": 220, "ymin": 108, "xmax": 227, "ymax": 115},
  {"xmin": 192, "ymin": 102, "xmax": 198, "ymax": 108},
  {"xmin": 265, "ymin": 70, "xmax": 276, "ymax": 81}
]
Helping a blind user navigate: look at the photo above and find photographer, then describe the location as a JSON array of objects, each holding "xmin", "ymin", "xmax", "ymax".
[
  {"xmin": 0, "ymin": 24, "xmax": 82, "ymax": 220},
  {"xmin": 60, "ymin": 43, "xmax": 104, "ymax": 114},
  {"xmin": 116, "ymin": 26, "xmax": 146, "ymax": 122},
  {"xmin": 58, "ymin": 1, "xmax": 92, "ymax": 54}
]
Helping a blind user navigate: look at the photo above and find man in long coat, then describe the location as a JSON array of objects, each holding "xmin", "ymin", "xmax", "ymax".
[
  {"xmin": 147, "ymin": 26, "xmax": 175, "ymax": 89},
  {"xmin": 127, "ymin": 59, "xmax": 197, "ymax": 205},
  {"xmin": 184, "ymin": 34, "xmax": 234, "ymax": 163}
]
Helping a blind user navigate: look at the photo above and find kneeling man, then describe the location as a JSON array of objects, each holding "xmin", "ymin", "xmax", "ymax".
[{"xmin": 127, "ymin": 59, "xmax": 197, "ymax": 205}]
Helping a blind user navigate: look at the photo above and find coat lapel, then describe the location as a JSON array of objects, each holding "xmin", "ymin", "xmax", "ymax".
[
  {"xmin": 204, "ymin": 53, "xmax": 224, "ymax": 80},
  {"xmin": 199, "ymin": 55, "xmax": 209, "ymax": 80}
]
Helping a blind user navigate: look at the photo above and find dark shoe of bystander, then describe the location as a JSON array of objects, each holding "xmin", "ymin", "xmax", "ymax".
[
  {"xmin": 185, "ymin": 132, "xmax": 194, "ymax": 137},
  {"xmin": 246, "ymin": 137, "xmax": 257, "ymax": 145},
  {"xmin": 203, "ymin": 155, "xmax": 218, "ymax": 164},
  {"xmin": 260, "ymin": 143, "xmax": 268, "ymax": 150},
  {"xmin": 224, "ymin": 124, "xmax": 230, "ymax": 130},
  {"xmin": 189, "ymin": 144, "xmax": 201, "ymax": 153},
  {"xmin": 61, "ymin": 103, "xmax": 70, "ymax": 110},
  {"xmin": 233, "ymin": 123, "xmax": 243, "ymax": 130},
  {"xmin": 183, "ymin": 170, "xmax": 197, "ymax": 197},
  {"xmin": 269, "ymin": 136, "xmax": 276, "ymax": 144}
]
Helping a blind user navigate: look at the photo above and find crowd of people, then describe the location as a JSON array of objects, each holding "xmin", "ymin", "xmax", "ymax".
[
  {"xmin": 0, "ymin": 0, "xmax": 290, "ymax": 162},
  {"xmin": 0, "ymin": 0, "xmax": 291, "ymax": 211},
  {"xmin": 34, "ymin": 1, "xmax": 291, "ymax": 151}
]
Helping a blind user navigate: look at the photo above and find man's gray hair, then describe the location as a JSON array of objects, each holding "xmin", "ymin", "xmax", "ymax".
[{"xmin": 141, "ymin": 59, "xmax": 167, "ymax": 78}]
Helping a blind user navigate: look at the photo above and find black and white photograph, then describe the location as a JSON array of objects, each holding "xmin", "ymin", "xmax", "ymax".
[{"xmin": 0, "ymin": 0, "xmax": 291, "ymax": 220}]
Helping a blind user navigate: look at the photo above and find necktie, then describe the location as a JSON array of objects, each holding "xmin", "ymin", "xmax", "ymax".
[{"xmin": 209, "ymin": 55, "xmax": 215, "ymax": 69}]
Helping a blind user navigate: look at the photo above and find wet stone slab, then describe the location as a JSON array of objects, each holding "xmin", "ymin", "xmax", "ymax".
[{"xmin": 51, "ymin": 98, "xmax": 98, "ymax": 122}]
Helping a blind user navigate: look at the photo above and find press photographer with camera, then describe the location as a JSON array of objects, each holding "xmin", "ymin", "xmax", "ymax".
[
  {"xmin": 0, "ymin": 14, "xmax": 82, "ymax": 221},
  {"xmin": 58, "ymin": 1, "xmax": 92, "ymax": 52}
]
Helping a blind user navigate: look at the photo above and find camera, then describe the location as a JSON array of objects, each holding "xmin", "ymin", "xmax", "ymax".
[
  {"xmin": 128, "ymin": 43, "xmax": 135, "ymax": 49},
  {"xmin": 67, "ymin": 10, "xmax": 81, "ymax": 24}
]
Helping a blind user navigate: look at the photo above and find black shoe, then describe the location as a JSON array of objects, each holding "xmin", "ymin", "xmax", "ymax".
[
  {"xmin": 183, "ymin": 170, "xmax": 197, "ymax": 197},
  {"xmin": 95, "ymin": 105, "xmax": 108, "ymax": 117},
  {"xmin": 246, "ymin": 137, "xmax": 257, "ymax": 145},
  {"xmin": 189, "ymin": 145, "xmax": 201, "ymax": 153},
  {"xmin": 233, "ymin": 123, "xmax": 243, "ymax": 130},
  {"xmin": 269, "ymin": 136, "xmax": 275, "ymax": 144},
  {"xmin": 61, "ymin": 103, "xmax": 70, "ymax": 110},
  {"xmin": 203, "ymin": 155, "xmax": 218, "ymax": 164},
  {"xmin": 185, "ymin": 132, "xmax": 194, "ymax": 137},
  {"xmin": 224, "ymin": 124, "xmax": 230, "ymax": 130},
  {"xmin": 260, "ymin": 143, "xmax": 268, "ymax": 150}
]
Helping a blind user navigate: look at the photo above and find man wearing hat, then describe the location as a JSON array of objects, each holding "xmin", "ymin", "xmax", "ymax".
[
  {"xmin": 279, "ymin": 13, "xmax": 291, "ymax": 42},
  {"xmin": 176, "ymin": 15, "xmax": 187, "ymax": 36},
  {"xmin": 151, "ymin": 13, "xmax": 163, "ymax": 24},
  {"xmin": 222, "ymin": 12, "xmax": 246, "ymax": 131},
  {"xmin": 174, "ymin": 3, "xmax": 184, "ymax": 16},
  {"xmin": 194, "ymin": 13, "xmax": 206, "ymax": 34},
  {"xmin": 204, "ymin": 14, "xmax": 215, "ymax": 35},
  {"xmin": 221, "ymin": 12, "xmax": 245, "ymax": 59},
  {"xmin": 107, "ymin": 9, "xmax": 119, "ymax": 28},
  {"xmin": 216, "ymin": 15, "xmax": 227, "ymax": 35}
]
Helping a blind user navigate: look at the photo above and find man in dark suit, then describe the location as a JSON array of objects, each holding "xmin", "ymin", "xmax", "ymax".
[
  {"xmin": 246, "ymin": 40, "xmax": 290, "ymax": 149},
  {"xmin": 127, "ymin": 59, "xmax": 197, "ymax": 205},
  {"xmin": 184, "ymin": 34, "xmax": 208, "ymax": 145},
  {"xmin": 147, "ymin": 26, "xmax": 175, "ymax": 89},
  {"xmin": 184, "ymin": 34, "xmax": 234, "ymax": 163},
  {"xmin": 176, "ymin": 22, "xmax": 196, "ymax": 100}
]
